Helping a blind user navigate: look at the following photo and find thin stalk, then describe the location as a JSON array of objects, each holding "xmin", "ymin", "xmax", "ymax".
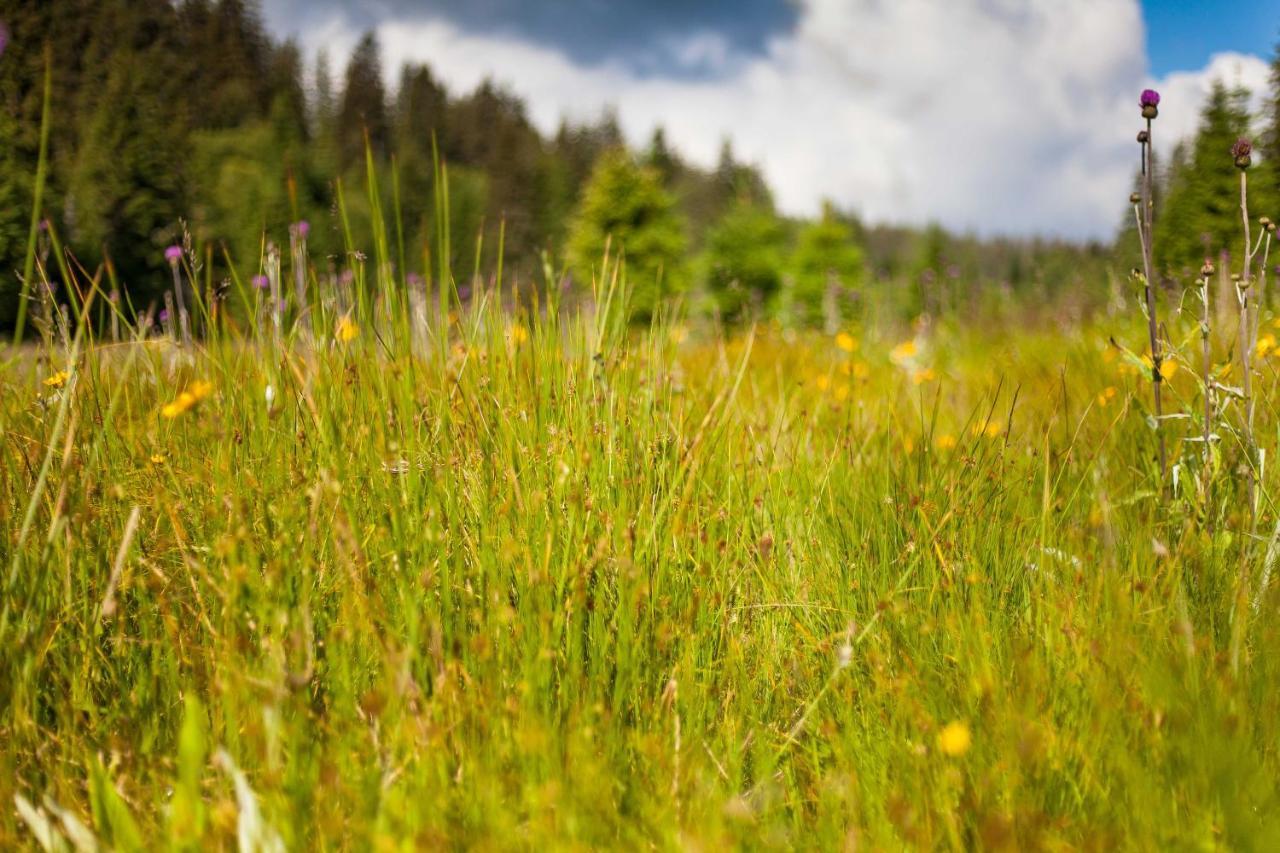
[
  {"xmin": 1240, "ymin": 172, "xmax": 1257, "ymax": 528},
  {"xmin": 1138, "ymin": 119, "xmax": 1166, "ymax": 486}
]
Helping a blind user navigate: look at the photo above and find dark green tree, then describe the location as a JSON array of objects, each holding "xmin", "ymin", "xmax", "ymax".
[
  {"xmin": 337, "ymin": 32, "xmax": 389, "ymax": 169},
  {"xmin": 568, "ymin": 149, "xmax": 687, "ymax": 320},
  {"xmin": 701, "ymin": 196, "xmax": 787, "ymax": 320},
  {"xmin": 785, "ymin": 201, "xmax": 865, "ymax": 327}
]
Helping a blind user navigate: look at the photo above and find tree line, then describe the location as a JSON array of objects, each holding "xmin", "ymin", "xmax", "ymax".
[{"xmin": 3, "ymin": 0, "xmax": 1263, "ymax": 329}]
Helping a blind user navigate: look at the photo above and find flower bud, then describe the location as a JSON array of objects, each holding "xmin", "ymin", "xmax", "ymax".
[
  {"xmin": 1201, "ymin": 260, "xmax": 1215, "ymax": 277},
  {"xmin": 1139, "ymin": 89, "xmax": 1160, "ymax": 120},
  {"xmin": 1233, "ymin": 137, "xmax": 1253, "ymax": 170},
  {"xmin": 1129, "ymin": 192, "xmax": 1141, "ymax": 205},
  {"xmin": 1137, "ymin": 130, "xmax": 1150, "ymax": 144}
]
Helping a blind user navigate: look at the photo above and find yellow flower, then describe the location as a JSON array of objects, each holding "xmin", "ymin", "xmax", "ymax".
[
  {"xmin": 150, "ymin": 453, "xmax": 167, "ymax": 466},
  {"xmin": 1139, "ymin": 355, "xmax": 1177, "ymax": 380},
  {"xmin": 852, "ymin": 361, "xmax": 870, "ymax": 380},
  {"xmin": 669, "ymin": 325, "xmax": 689, "ymax": 345},
  {"xmin": 814, "ymin": 375, "xmax": 831, "ymax": 392},
  {"xmin": 43, "ymin": 370, "xmax": 69, "ymax": 389},
  {"xmin": 935, "ymin": 433, "xmax": 957, "ymax": 450},
  {"xmin": 161, "ymin": 380, "xmax": 214, "ymax": 419},
  {"xmin": 336, "ymin": 315, "xmax": 359, "ymax": 343},
  {"xmin": 937, "ymin": 721, "xmax": 971, "ymax": 757},
  {"xmin": 1097, "ymin": 386, "xmax": 1117, "ymax": 407},
  {"xmin": 971, "ymin": 422, "xmax": 1002, "ymax": 438},
  {"xmin": 891, "ymin": 339, "xmax": 917, "ymax": 363},
  {"xmin": 835, "ymin": 332, "xmax": 857, "ymax": 353},
  {"xmin": 509, "ymin": 323, "xmax": 529, "ymax": 345},
  {"xmin": 834, "ymin": 383, "xmax": 850, "ymax": 402},
  {"xmin": 1257, "ymin": 333, "xmax": 1277, "ymax": 358},
  {"xmin": 911, "ymin": 367, "xmax": 936, "ymax": 385}
]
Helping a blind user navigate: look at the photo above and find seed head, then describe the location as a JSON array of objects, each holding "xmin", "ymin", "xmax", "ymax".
[
  {"xmin": 1139, "ymin": 89, "xmax": 1160, "ymax": 119},
  {"xmin": 1129, "ymin": 192, "xmax": 1140, "ymax": 205},
  {"xmin": 1136, "ymin": 130, "xmax": 1149, "ymax": 144},
  {"xmin": 1233, "ymin": 137, "xmax": 1253, "ymax": 169}
]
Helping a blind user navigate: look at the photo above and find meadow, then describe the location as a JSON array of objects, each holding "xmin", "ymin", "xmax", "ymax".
[{"xmin": 4, "ymin": 234, "xmax": 1280, "ymax": 849}]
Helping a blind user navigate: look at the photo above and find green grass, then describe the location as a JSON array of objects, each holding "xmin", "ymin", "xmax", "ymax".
[{"xmin": 4, "ymin": 261, "xmax": 1280, "ymax": 849}]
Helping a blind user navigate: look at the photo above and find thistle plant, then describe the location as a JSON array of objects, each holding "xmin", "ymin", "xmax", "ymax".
[{"xmin": 1133, "ymin": 89, "xmax": 1166, "ymax": 484}]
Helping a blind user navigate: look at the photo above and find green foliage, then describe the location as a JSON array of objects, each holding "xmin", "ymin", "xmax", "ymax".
[
  {"xmin": 701, "ymin": 197, "xmax": 787, "ymax": 319},
  {"xmin": 568, "ymin": 149, "xmax": 688, "ymax": 319},
  {"xmin": 1156, "ymin": 81, "xmax": 1261, "ymax": 278},
  {"xmin": 786, "ymin": 201, "xmax": 865, "ymax": 326}
]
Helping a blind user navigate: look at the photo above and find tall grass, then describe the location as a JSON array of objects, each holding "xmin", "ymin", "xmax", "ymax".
[{"xmin": 4, "ymin": 138, "xmax": 1280, "ymax": 850}]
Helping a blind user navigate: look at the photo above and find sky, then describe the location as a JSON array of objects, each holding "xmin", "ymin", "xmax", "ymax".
[{"xmin": 261, "ymin": 0, "xmax": 1280, "ymax": 241}]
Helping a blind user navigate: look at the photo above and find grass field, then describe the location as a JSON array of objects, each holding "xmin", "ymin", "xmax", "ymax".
[{"xmin": 4, "ymin": 263, "xmax": 1280, "ymax": 849}]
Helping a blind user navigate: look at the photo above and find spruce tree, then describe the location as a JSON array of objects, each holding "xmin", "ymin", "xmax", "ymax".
[
  {"xmin": 568, "ymin": 149, "xmax": 687, "ymax": 320},
  {"xmin": 337, "ymin": 32, "xmax": 389, "ymax": 170}
]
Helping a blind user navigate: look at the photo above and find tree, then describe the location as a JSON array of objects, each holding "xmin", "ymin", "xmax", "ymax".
[
  {"xmin": 785, "ymin": 201, "xmax": 865, "ymax": 328},
  {"xmin": 337, "ymin": 32, "xmax": 389, "ymax": 170},
  {"xmin": 701, "ymin": 196, "xmax": 787, "ymax": 320},
  {"xmin": 1156, "ymin": 81, "xmax": 1259, "ymax": 279},
  {"xmin": 568, "ymin": 149, "xmax": 687, "ymax": 320}
]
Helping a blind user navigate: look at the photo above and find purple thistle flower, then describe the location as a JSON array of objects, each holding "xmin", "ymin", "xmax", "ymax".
[
  {"xmin": 1140, "ymin": 88, "xmax": 1160, "ymax": 119},
  {"xmin": 407, "ymin": 272, "xmax": 424, "ymax": 288},
  {"xmin": 1233, "ymin": 137, "xmax": 1253, "ymax": 169},
  {"xmin": 158, "ymin": 308, "xmax": 170, "ymax": 323},
  {"xmin": 457, "ymin": 284, "xmax": 473, "ymax": 302},
  {"xmin": 295, "ymin": 220, "xmax": 310, "ymax": 239},
  {"xmin": 251, "ymin": 274, "xmax": 269, "ymax": 289},
  {"xmin": 164, "ymin": 245, "xmax": 183, "ymax": 265}
]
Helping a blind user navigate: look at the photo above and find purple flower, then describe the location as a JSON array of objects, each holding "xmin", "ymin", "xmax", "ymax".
[
  {"xmin": 251, "ymin": 274, "xmax": 269, "ymax": 289},
  {"xmin": 407, "ymin": 272, "xmax": 424, "ymax": 288},
  {"xmin": 339, "ymin": 270, "xmax": 355, "ymax": 286},
  {"xmin": 108, "ymin": 290, "xmax": 119, "ymax": 303},
  {"xmin": 295, "ymin": 220, "xmax": 310, "ymax": 239},
  {"xmin": 457, "ymin": 284, "xmax": 473, "ymax": 302},
  {"xmin": 158, "ymin": 308, "xmax": 170, "ymax": 323},
  {"xmin": 1140, "ymin": 89, "xmax": 1160, "ymax": 119},
  {"xmin": 0, "ymin": 22, "xmax": 9, "ymax": 58},
  {"xmin": 164, "ymin": 245, "xmax": 183, "ymax": 265},
  {"xmin": 1233, "ymin": 137, "xmax": 1253, "ymax": 169}
]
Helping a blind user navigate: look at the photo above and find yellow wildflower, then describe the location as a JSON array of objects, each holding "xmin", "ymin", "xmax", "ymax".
[
  {"xmin": 835, "ymin": 332, "xmax": 857, "ymax": 353},
  {"xmin": 1097, "ymin": 386, "xmax": 1117, "ymax": 407},
  {"xmin": 1140, "ymin": 355, "xmax": 1177, "ymax": 380},
  {"xmin": 937, "ymin": 721, "xmax": 971, "ymax": 757},
  {"xmin": 815, "ymin": 375, "xmax": 831, "ymax": 392},
  {"xmin": 911, "ymin": 367, "xmax": 937, "ymax": 385},
  {"xmin": 852, "ymin": 361, "xmax": 870, "ymax": 380},
  {"xmin": 43, "ymin": 370, "xmax": 69, "ymax": 389},
  {"xmin": 834, "ymin": 383, "xmax": 850, "ymax": 402},
  {"xmin": 509, "ymin": 323, "xmax": 529, "ymax": 345},
  {"xmin": 150, "ymin": 453, "xmax": 167, "ymax": 466},
  {"xmin": 161, "ymin": 380, "xmax": 214, "ymax": 419},
  {"xmin": 890, "ymin": 339, "xmax": 917, "ymax": 363},
  {"xmin": 935, "ymin": 433, "xmax": 957, "ymax": 451},
  {"xmin": 336, "ymin": 315, "xmax": 360, "ymax": 343},
  {"xmin": 1258, "ymin": 333, "xmax": 1277, "ymax": 358},
  {"xmin": 971, "ymin": 421, "xmax": 1002, "ymax": 438}
]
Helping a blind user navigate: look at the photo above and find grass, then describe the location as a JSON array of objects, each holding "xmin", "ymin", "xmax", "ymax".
[{"xmin": 4, "ymin": 258, "xmax": 1280, "ymax": 848}]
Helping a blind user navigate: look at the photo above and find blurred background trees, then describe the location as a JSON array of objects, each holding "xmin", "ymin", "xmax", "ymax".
[{"xmin": 0, "ymin": 0, "xmax": 1276, "ymax": 329}]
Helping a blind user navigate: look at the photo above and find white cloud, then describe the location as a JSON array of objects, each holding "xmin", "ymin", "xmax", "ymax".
[{"xmin": 276, "ymin": 0, "xmax": 1274, "ymax": 241}]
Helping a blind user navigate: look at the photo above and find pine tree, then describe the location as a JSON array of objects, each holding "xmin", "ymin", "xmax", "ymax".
[
  {"xmin": 337, "ymin": 32, "xmax": 389, "ymax": 170},
  {"xmin": 701, "ymin": 196, "xmax": 787, "ymax": 320},
  {"xmin": 568, "ymin": 149, "xmax": 687, "ymax": 320},
  {"xmin": 1156, "ymin": 81, "xmax": 1258, "ymax": 278},
  {"xmin": 785, "ymin": 201, "xmax": 865, "ymax": 327}
]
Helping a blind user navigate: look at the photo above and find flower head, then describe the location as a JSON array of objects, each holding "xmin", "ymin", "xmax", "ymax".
[
  {"xmin": 835, "ymin": 332, "xmax": 857, "ymax": 353},
  {"xmin": 251, "ymin": 274, "xmax": 269, "ymax": 289},
  {"xmin": 937, "ymin": 721, "xmax": 972, "ymax": 757},
  {"xmin": 1233, "ymin": 137, "xmax": 1253, "ymax": 169},
  {"xmin": 336, "ymin": 315, "xmax": 359, "ymax": 344},
  {"xmin": 164, "ymin": 245, "xmax": 183, "ymax": 265},
  {"xmin": 1139, "ymin": 89, "xmax": 1160, "ymax": 119},
  {"xmin": 43, "ymin": 370, "xmax": 69, "ymax": 389},
  {"xmin": 160, "ymin": 380, "xmax": 213, "ymax": 419},
  {"xmin": 294, "ymin": 220, "xmax": 310, "ymax": 239},
  {"xmin": 158, "ymin": 308, "xmax": 171, "ymax": 324}
]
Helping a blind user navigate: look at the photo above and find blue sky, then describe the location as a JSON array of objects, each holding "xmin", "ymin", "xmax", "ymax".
[
  {"xmin": 265, "ymin": 1, "xmax": 1278, "ymax": 239},
  {"xmin": 1145, "ymin": 0, "xmax": 1279, "ymax": 75}
]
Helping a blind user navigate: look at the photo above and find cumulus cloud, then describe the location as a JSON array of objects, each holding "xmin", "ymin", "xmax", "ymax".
[{"xmin": 275, "ymin": 0, "xmax": 1273, "ymax": 240}]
